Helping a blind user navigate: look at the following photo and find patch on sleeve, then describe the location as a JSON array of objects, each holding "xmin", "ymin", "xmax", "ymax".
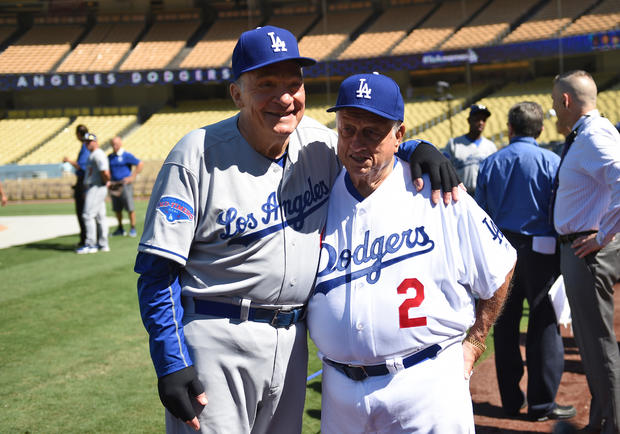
[{"xmin": 156, "ymin": 196, "xmax": 194, "ymax": 223}]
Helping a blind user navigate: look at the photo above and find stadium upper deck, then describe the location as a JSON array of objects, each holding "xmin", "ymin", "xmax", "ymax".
[{"xmin": 0, "ymin": 0, "xmax": 616, "ymax": 76}]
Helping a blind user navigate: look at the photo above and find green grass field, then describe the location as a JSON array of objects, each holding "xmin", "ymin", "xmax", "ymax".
[
  {"xmin": 0, "ymin": 200, "xmax": 324, "ymax": 433},
  {"xmin": 0, "ymin": 200, "xmax": 506, "ymax": 433}
]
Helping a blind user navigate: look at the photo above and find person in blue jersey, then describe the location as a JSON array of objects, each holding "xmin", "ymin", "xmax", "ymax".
[
  {"xmin": 444, "ymin": 104, "xmax": 497, "ymax": 196},
  {"xmin": 134, "ymin": 26, "xmax": 461, "ymax": 434},
  {"xmin": 63, "ymin": 124, "xmax": 90, "ymax": 247},
  {"xmin": 476, "ymin": 101, "xmax": 577, "ymax": 422},
  {"xmin": 108, "ymin": 136, "xmax": 143, "ymax": 238}
]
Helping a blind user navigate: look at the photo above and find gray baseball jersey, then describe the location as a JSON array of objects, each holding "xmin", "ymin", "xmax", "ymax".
[
  {"xmin": 138, "ymin": 114, "xmax": 341, "ymax": 305},
  {"xmin": 445, "ymin": 135, "xmax": 496, "ymax": 194},
  {"xmin": 84, "ymin": 148, "xmax": 109, "ymax": 187}
]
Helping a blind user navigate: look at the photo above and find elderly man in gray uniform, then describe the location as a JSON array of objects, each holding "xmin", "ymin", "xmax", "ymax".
[
  {"xmin": 134, "ymin": 26, "xmax": 460, "ymax": 433},
  {"xmin": 76, "ymin": 133, "xmax": 110, "ymax": 254}
]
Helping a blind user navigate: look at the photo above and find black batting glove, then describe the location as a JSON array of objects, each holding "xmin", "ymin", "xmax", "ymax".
[
  {"xmin": 408, "ymin": 141, "xmax": 460, "ymax": 200},
  {"xmin": 157, "ymin": 366, "xmax": 205, "ymax": 422}
]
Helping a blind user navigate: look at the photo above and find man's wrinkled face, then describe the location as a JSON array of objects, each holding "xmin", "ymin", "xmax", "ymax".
[
  {"xmin": 232, "ymin": 60, "xmax": 305, "ymax": 141},
  {"xmin": 336, "ymin": 108, "xmax": 402, "ymax": 185}
]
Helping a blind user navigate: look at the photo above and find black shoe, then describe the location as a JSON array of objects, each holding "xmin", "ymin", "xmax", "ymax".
[
  {"xmin": 505, "ymin": 396, "xmax": 527, "ymax": 416},
  {"xmin": 535, "ymin": 404, "xmax": 577, "ymax": 422}
]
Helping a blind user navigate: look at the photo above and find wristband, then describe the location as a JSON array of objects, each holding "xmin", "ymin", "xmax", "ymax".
[{"xmin": 464, "ymin": 335, "xmax": 487, "ymax": 352}]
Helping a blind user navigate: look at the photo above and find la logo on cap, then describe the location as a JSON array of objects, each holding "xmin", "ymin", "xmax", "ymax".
[
  {"xmin": 267, "ymin": 31, "xmax": 287, "ymax": 53},
  {"xmin": 356, "ymin": 78, "xmax": 372, "ymax": 99}
]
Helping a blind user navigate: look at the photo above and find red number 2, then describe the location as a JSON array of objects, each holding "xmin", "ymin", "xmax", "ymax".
[{"xmin": 397, "ymin": 278, "xmax": 427, "ymax": 328}]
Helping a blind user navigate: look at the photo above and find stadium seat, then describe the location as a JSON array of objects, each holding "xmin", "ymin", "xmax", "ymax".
[
  {"xmin": 502, "ymin": 0, "xmax": 597, "ymax": 44},
  {"xmin": 561, "ymin": 0, "xmax": 620, "ymax": 37},
  {"xmin": 338, "ymin": 2, "xmax": 436, "ymax": 60},
  {"xmin": 0, "ymin": 23, "xmax": 84, "ymax": 73},
  {"xmin": 297, "ymin": 6, "xmax": 374, "ymax": 61},
  {"xmin": 391, "ymin": 0, "xmax": 487, "ymax": 55},
  {"xmin": 119, "ymin": 15, "xmax": 200, "ymax": 71},
  {"xmin": 57, "ymin": 16, "xmax": 144, "ymax": 72}
]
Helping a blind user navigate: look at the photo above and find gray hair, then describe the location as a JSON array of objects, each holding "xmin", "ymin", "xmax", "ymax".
[{"xmin": 508, "ymin": 101, "xmax": 543, "ymax": 138}]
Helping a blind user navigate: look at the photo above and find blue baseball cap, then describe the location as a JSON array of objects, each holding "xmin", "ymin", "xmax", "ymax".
[
  {"xmin": 327, "ymin": 72, "xmax": 404, "ymax": 121},
  {"xmin": 232, "ymin": 26, "xmax": 316, "ymax": 81}
]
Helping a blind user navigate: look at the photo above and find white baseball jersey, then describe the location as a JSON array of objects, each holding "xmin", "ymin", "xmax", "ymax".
[
  {"xmin": 445, "ymin": 135, "xmax": 496, "ymax": 194},
  {"xmin": 307, "ymin": 158, "xmax": 516, "ymax": 365},
  {"xmin": 138, "ymin": 114, "xmax": 341, "ymax": 305}
]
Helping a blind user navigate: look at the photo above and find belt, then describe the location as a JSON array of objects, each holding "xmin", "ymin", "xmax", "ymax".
[
  {"xmin": 558, "ymin": 230, "xmax": 597, "ymax": 244},
  {"xmin": 323, "ymin": 344, "xmax": 442, "ymax": 381},
  {"xmin": 193, "ymin": 299, "xmax": 305, "ymax": 328}
]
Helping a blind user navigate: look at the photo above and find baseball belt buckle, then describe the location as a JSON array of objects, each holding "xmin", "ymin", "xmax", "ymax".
[
  {"xmin": 343, "ymin": 364, "xmax": 369, "ymax": 381},
  {"xmin": 270, "ymin": 308, "xmax": 292, "ymax": 327}
]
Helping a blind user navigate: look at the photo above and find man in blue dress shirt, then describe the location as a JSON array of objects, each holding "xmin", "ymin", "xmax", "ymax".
[
  {"xmin": 108, "ymin": 136, "xmax": 143, "ymax": 237},
  {"xmin": 476, "ymin": 101, "xmax": 576, "ymax": 422}
]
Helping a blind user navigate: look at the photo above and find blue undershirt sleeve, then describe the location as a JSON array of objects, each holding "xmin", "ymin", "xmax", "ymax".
[
  {"xmin": 135, "ymin": 251, "xmax": 193, "ymax": 378},
  {"xmin": 396, "ymin": 139, "xmax": 421, "ymax": 161}
]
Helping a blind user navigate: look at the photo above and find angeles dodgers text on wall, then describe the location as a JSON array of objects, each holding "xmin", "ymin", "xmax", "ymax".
[
  {"xmin": 7, "ymin": 68, "xmax": 232, "ymax": 90},
  {"xmin": 216, "ymin": 177, "xmax": 330, "ymax": 247}
]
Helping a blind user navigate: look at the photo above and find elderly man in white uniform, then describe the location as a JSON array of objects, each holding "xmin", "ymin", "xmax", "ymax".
[{"xmin": 307, "ymin": 73, "xmax": 516, "ymax": 433}]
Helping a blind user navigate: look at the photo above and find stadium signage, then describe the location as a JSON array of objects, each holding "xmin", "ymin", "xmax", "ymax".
[
  {"xmin": 1, "ymin": 67, "xmax": 233, "ymax": 91},
  {"xmin": 422, "ymin": 49, "xmax": 478, "ymax": 65}
]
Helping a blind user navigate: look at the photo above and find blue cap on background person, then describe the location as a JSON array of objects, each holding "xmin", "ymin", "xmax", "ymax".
[
  {"xmin": 469, "ymin": 103, "xmax": 491, "ymax": 118},
  {"xmin": 327, "ymin": 72, "xmax": 404, "ymax": 122},
  {"xmin": 232, "ymin": 26, "xmax": 316, "ymax": 80}
]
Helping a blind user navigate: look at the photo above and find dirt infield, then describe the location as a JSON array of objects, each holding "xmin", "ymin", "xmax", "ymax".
[{"xmin": 470, "ymin": 283, "xmax": 620, "ymax": 433}]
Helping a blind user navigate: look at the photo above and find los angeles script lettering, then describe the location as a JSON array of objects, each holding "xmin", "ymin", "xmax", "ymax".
[{"xmin": 216, "ymin": 177, "xmax": 329, "ymax": 239}]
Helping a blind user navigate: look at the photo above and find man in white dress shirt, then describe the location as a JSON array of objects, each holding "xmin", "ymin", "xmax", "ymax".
[{"xmin": 551, "ymin": 70, "xmax": 620, "ymax": 434}]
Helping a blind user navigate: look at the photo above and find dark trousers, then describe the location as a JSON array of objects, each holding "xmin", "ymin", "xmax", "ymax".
[
  {"xmin": 561, "ymin": 236, "xmax": 620, "ymax": 433},
  {"xmin": 73, "ymin": 176, "xmax": 87, "ymax": 246},
  {"xmin": 494, "ymin": 231, "xmax": 564, "ymax": 417}
]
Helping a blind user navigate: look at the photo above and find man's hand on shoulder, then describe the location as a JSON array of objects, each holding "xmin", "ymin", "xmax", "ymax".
[
  {"xmin": 158, "ymin": 365, "xmax": 208, "ymax": 431},
  {"xmin": 407, "ymin": 141, "xmax": 463, "ymax": 205}
]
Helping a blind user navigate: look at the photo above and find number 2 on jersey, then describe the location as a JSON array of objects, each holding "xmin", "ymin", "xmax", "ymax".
[{"xmin": 397, "ymin": 278, "xmax": 427, "ymax": 328}]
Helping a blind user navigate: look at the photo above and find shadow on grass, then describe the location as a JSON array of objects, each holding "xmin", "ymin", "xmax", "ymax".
[
  {"xmin": 305, "ymin": 408, "xmax": 321, "ymax": 421},
  {"xmin": 24, "ymin": 242, "xmax": 77, "ymax": 251},
  {"xmin": 307, "ymin": 381, "xmax": 321, "ymax": 393}
]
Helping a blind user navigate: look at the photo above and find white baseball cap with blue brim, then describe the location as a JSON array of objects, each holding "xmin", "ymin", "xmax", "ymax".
[
  {"xmin": 232, "ymin": 26, "xmax": 316, "ymax": 81},
  {"xmin": 327, "ymin": 72, "xmax": 404, "ymax": 122}
]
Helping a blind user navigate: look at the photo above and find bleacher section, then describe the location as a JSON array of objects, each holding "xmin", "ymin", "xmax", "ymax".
[
  {"xmin": 0, "ymin": 117, "xmax": 70, "ymax": 165},
  {"xmin": 118, "ymin": 12, "xmax": 200, "ymax": 71},
  {"xmin": 391, "ymin": 0, "xmax": 487, "ymax": 55},
  {"xmin": 122, "ymin": 100, "xmax": 237, "ymax": 160},
  {"xmin": 338, "ymin": 2, "xmax": 436, "ymax": 60},
  {"xmin": 415, "ymin": 77, "xmax": 566, "ymax": 148},
  {"xmin": 19, "ymin": 114, "xmax": 137, "ymax": 165},
  {"xmin": 266, "ymin": 9, "xmax": 320, "ymax": 37},
  {"xmin": 0, "ymin": 17, "xmax": 85, "ymax": 74},
  {"xmin": 297, "ymin": 3, "xmax": 374, "ymax": 62},
  {"xmin": 502, "ymin": 0, "xmax": 597, "ymax": 43},
  {"xmin": 179, "ymin": 13, "xmax": 257, "ymax": 69},
  {"xmin": 56, "ymin": 15, "xmax": 144, "ymax": 73},
  {"xmin": 440, "ymin": 0, "xmax": 539, "ymax": 50},
  {"xmin": 561, "ymin": 0, "xmax": 620, "ymax": 36}
]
